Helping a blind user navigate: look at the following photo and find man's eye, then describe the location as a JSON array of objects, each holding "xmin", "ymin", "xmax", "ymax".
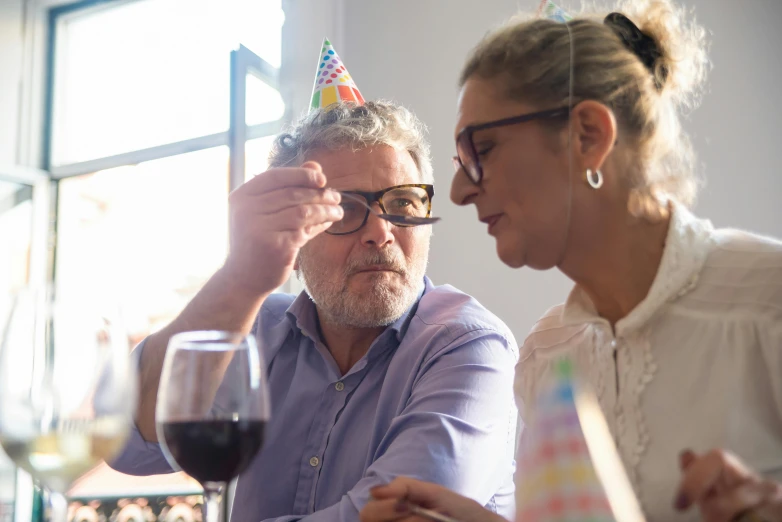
[{"xmin": 341, "ymin": 202, "xmax": 362, "ymax": 213}]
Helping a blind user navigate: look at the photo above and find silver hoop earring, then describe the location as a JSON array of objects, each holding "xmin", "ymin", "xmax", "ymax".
[{"xmin": 585, "ymin": 168, "xmax": 603, "ymax": 189}]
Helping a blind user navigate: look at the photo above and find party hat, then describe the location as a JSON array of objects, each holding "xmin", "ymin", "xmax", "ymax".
[
  {"xmin": 310, "ymin": 38, "xmax": 365, "ymax": 111},
  {"xmin": 515, "ymin": 358, "xmax": 646, "ymax": 522},
  {"xmin": 537, "ymin": 0, "xmax": 573, "ymax": 22}
]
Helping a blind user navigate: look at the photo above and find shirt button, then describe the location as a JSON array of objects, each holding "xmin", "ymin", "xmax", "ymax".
[
  {"xmin": 610, "ymin": 339, "xmax": 617, "ymax": 348},
  {"xmin": 335, "ymin": 382, "xmax": 345, "ymax": 391},
  {"xmin": 309, "ymin": 456, "xmax": 319, "ymax": 467}
]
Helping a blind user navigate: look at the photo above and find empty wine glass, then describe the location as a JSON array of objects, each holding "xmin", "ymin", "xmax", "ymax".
[
  {"xmin": 0, "ymin": 287, "xmax": 136, "ymax": 522},
  {"xmin": 156, "ymin": 331, "xmax": 270, "ymax": 522}
]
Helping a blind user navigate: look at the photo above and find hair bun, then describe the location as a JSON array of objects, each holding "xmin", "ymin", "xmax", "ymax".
[
  {"xmin": 616, "ymin": 0, "xmax": 709, "ymax": 110},
  {"xmin": 604, "ymin": 12, "xmax": 667, "ymax": 90}
]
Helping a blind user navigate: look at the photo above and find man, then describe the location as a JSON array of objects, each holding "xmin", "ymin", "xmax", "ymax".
[{"xmin": 110, "ymin": 43, "xmax": 518, "ymax": 522}]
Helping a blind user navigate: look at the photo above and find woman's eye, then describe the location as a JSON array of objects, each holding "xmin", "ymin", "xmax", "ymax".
[{"xmin": 476, "ymin": 144, "xmax": 494, "ymax": 158}]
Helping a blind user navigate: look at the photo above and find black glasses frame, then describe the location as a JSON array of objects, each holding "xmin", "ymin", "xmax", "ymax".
[
  {"xmin": 453, "ymin": 107, "xmax": 570, "ymax": 184},
  {"xmin": 325, "ymin": 183, "xmax": 435, "ymax": 236}
]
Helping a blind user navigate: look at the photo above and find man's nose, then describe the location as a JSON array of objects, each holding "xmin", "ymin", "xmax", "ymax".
[{"xmin": 359, "ymin": 204, "xmax": 395, "ymax": 248}]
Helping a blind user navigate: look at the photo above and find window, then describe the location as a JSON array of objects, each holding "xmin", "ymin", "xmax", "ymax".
[
  {"xmin": 55, "ymin": 147, "xmax": 231, "ymax": 339},
  {"xmin": 0, "ymin": 179, "xmax": 34, "ymax": 522},
  {"xmin": 0, "ymin": 0, "xmax": 289, "ymax": 520},
  {"xmin": 0, "ymin": 166, "xmax": 49, "ymax": 522},
  {"xmin": 50, "ymin": 0, "xmax": 284, "ymax": 166}
]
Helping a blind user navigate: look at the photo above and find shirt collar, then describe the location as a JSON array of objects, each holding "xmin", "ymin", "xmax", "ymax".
[
  {"xmin": 561, "ymin": 201, "xmax": 716, "ymax": 335},
  {"xmin": 390, "ymin": 276, "xmax": 430, "ymax": 341}
]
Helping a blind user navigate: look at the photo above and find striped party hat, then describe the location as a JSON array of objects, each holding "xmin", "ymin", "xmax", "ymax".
[
  {"xmin": 515, "ymin": 358, "xmax": 646, "ymax": 522},
  {"xmin": 310, "ymin": 38, "xmax": 364, "ymax": 111},
  {"xmin": 537, "ymin": 0, "xmax": 573, "ymax": 22}
]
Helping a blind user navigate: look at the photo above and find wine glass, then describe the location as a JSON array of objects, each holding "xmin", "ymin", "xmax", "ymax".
[
  {"xmin": 156, "ymin": 331, "xmax": 269, "ymax": 522},
  {"xmin": 0, "ymin": 287, "xmax": 136, "ymax": 522}
]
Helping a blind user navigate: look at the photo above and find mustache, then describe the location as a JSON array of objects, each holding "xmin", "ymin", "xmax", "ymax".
[{"xmin": 346, "ymin": 251, "xmax": 407, "ymax": 275}]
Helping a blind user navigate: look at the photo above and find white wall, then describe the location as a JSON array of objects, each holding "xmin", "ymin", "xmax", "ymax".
[
  {"xmin": 334, "ymin": 0, "xmax": 782, "ymax": 342},
  {"xmin": 682, "ymin": 0, "xmax": 782, "ymax": 236},
  {"xmin": 1, "ymin": 0, "xmax": 780, "ymax": 343}
]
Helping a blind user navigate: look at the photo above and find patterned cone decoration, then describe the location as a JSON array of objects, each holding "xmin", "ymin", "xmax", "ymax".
[
  {"xmin": 515, "ymin": 358, "xmax": 645, "ymax": 522},
  {"xmin": 537, "ymin": 0, "xmax": 573, "ymax": 22},
  {"xmin": 310, "ymin": 38, "xmax": 365, "ymax": 111}
]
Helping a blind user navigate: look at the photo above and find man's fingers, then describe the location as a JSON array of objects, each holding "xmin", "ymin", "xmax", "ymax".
[
  {"xmin": 248, "ymin": 187, "xmax": 341, "ymax": 215},
  {"xmin": 242, "ymin": 166, "xmax": 326, "ymax": 195},
  {"xmin": 300, "ymin": 161, "xmax": 323, "ymax": 173},
  {"xmin": 270, "ymin": 204, "xmax": 343, "ymax": 232},
  {"xmin": 300, "ymin": 221, "xmax": 337, "ymax": 243},
  {"xmin": 359, "ymin": 498, "xmax": 409, "ymax": 522},
  {"xmin": 370, "ymin": 480, "xmax": 413, "ymax": 501},
  {"xmin": 369, "ymin": 487, "xmax": 399, "ymax": 501},
  {"xmin": 383, "ymin": 478, "xmax": 449, "ymax": 508}
]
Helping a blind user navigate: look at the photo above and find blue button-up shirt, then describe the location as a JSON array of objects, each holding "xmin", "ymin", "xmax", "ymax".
[{"xmin": 111, "ymin": 277, "xmax": 519, "ymax": 522}]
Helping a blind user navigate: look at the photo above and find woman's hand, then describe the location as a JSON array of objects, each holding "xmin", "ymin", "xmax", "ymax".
[
  {"xmin": 675, "ymin": 448, "xmax": 782, "ymax": 522},
  {"xmin": 360, "ymin": 477, "xmax": 505, "ymax": 522}
]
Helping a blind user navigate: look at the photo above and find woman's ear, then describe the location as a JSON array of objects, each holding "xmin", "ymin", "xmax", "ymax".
[{"xmin": 570, "ymin": 100, "xmax": 617, "ymax": 171}]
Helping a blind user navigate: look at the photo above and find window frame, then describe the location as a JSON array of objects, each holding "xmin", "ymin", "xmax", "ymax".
[{"xmin": 4, "ymin": 1, "xmax": 296, "ymax": 521}]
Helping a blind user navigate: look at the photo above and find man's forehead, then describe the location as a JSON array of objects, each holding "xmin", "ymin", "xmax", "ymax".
[{"xmin": 306, "ymin": 145, "xmax": 420, "ymax": 189}]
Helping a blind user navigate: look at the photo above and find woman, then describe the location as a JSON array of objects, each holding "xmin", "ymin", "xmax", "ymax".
[{"xmin": 359, "ymin": 1, "xmax": 782, "ymax": 521}]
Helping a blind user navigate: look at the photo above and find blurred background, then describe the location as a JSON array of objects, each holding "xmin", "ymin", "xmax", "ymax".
[{"xmin": 0, "ymin": 0, "xmax": 780, "ymax": 521}]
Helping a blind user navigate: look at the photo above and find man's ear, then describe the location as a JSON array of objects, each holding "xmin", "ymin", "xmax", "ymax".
[{"xmin": 569, "ymin": 100, "xmax": 617, "ymax": 171}]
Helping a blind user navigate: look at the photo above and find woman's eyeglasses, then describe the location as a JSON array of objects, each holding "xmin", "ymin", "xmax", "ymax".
[{"xmin": 453, "ymin": 107, "xmax": 570, "ymax": 184}]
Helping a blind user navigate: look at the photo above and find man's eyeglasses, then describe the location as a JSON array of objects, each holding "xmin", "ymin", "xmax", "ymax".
[
  {"xmin": 452, "ymin": 107, "xmax": 570, "ymax": 184},
  {"xmin": 326, "ymin": 184, "xmax": 436, "ymax": 235}
]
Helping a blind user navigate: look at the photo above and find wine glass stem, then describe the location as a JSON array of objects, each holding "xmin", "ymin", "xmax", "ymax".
[
  {"xmin": 204, "ymin": 483, "xmax": 228, "ymax": 522},
  {"xmin": 46, "ymin": 491, "xmax": 68, "ymax": 522}
]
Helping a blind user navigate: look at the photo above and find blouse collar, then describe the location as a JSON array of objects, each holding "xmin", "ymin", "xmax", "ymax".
[{"xmin": 561, "ymin": 202, "xmax": 716, "ymax": 335}]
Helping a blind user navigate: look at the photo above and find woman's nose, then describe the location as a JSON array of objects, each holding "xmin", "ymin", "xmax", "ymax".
[{"xmin": 450, "ymin": 167, "xmax": 479, "ymax": 206}]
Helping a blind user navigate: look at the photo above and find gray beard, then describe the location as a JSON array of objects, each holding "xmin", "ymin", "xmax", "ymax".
[{"xmin": 296, "ymin": 248, "xmax": 427, "ymax": 328}]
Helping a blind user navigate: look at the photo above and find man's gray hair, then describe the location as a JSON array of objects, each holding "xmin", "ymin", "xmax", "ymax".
[{"xmin": 268, "ymin": 101, "xmax": 433, "ymax": 183}]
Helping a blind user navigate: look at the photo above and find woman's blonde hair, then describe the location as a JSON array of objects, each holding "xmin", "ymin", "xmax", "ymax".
[{"xmin": 460, "ymin": 0, "xmax": 709, "ymax": 215}]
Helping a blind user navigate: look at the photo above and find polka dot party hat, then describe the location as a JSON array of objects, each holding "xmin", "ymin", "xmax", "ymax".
[
  {"xmin": 515, "ymin": 358, "xmax": 646, "ymax": 522},
  {"xmin": 537, "ymin": 0, "xmax": 573, "ymax": 22},
  {"xmin": 310, "ymin": 38, "xmax": 364, "ymax": 111}
]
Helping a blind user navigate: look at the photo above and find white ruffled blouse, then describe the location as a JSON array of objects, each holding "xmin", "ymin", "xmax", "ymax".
[{"xmin": 515, "ymin": 203, "xmax": 782, "ymax": 522}]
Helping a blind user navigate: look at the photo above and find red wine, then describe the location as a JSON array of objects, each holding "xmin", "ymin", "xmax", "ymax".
[{"xmin": 161, "ymin": 420, "xmax": 265, "ymax": 484}]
